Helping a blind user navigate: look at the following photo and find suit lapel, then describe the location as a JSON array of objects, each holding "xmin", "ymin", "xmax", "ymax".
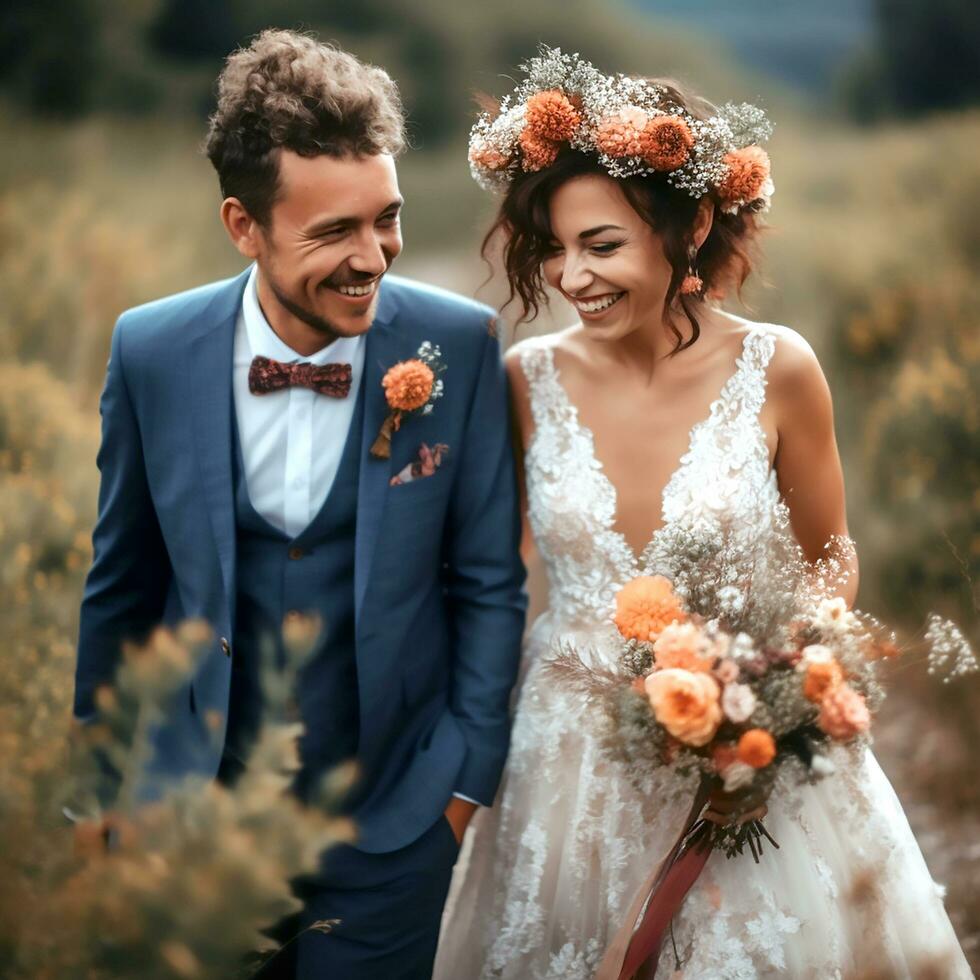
[
  {"xmin": 354, "ymin": 282, "xmax": 401, "ymax": 620},
  {"xmin": 188, "ymin": 269, "xmax": 249, "ymax": 617}
]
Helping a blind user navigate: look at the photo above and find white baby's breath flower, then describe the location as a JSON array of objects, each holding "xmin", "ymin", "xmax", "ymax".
[
  {"xmin": 721, "ymin": 682, "xmax": 757, "ymax": 723},
  {"xmin": 796, "ymin": 643, "xmax": 834, "ymax": 672},
  {"xmin": 814, "ymin": 597, "xmax": 857, "ymax": 636},
  {"xmin": 730, "ymin": 632, "xmax": 755, "ymax": 661}
]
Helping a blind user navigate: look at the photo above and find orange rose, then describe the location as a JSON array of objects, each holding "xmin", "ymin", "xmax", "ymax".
[
  {"xmin": 818, "ymin": 685, "xmax": 871, "ymax": 740},
  {"xmin": 614, "ymin": 574, "xmax": 687, "ymax": 642},
  {"xmin": 737, "ymin": 728, "xmax": 776, "ymax": 768},
  {"xmin": 803, "ymin": 658, "xmax": 844, "ymax": 704},
  {"xmin": 653, "ymin": 621, "xmax": 713, "ymax": 673},
  {"xmin": 644, "ymin": 668, "xmax": 722, "ymax": 747}
]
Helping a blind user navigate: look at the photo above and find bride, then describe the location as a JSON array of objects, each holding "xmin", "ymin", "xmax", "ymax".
[{"xmin": 434, "ymin": 50, "xmax": 972, "ymax": 979}]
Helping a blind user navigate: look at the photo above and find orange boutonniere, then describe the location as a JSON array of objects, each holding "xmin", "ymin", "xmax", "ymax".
[{"xmin": 370, "ymin": 342, "xmax": 446, "ymax": 459}]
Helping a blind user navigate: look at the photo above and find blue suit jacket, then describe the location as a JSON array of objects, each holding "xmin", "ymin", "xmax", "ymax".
[{"xmin": 74, "ymin": 268, "xmax": 527, "ymax": 852}]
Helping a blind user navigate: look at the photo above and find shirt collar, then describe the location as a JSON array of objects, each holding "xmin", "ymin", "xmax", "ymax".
[{"xmin": 241, "ymin": 264, "xmax": 364, "ymax": 366}]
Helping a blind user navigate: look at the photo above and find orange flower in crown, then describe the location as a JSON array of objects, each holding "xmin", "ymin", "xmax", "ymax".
[
  {"xmin": 719, "ymin": 146, "xmax": 773, "ymax": 213},
  {"xmin": 614, "ymin": 574, "xmax": 688, "ymax": 643},
  {"xmin": 518, "ymin": 128, "xmax": 559, "ymax": 172},
  {"xmin": 371, "ymin": 342, "xmax": 446, "ymax": 460},
  {"xmin": 639, "ymin": 115, "xmax": 695, "ymax": 171},
  {"xmin": 468, "ymin": 46, "xmax": 774, "ymax": 214},
  {"xmin": 524, "ymin": 89, "xmax": 581, "ymax": 141}
]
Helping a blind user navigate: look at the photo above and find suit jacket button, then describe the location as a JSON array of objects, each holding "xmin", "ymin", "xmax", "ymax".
[
  {"xmin": 288, "ymin": 546, "xmax": 306, "ymax": 560},
  {"xmin": 220, "ymin": 637, "xmax": 231, "ymax": 657}
]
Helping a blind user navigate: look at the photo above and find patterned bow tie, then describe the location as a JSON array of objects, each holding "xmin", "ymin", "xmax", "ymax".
[{"xmin": 248, "ymin": 355, "xmax": 352, "ymax": 398}]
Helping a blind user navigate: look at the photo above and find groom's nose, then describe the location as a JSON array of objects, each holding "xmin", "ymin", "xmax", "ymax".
[{"xmin": 348, "ymin": 229, "xmax": 397, "ymax": 278}]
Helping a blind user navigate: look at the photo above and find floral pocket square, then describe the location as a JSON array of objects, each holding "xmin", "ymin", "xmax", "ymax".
[{"xmin": 390, "ymin": 442, "xmax": 449, "ymax": 486}]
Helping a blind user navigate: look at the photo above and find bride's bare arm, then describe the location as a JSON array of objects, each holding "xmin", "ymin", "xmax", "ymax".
[
  {"xmin": 768, "ymin": 330, "xmax": 860, "ymax": 606},
  {"xmin": 504, "ymin": 346, "xmax": 535, "ymax": 566}
]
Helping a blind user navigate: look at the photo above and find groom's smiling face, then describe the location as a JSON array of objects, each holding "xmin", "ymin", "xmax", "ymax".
[{"xmin": 246, "ymin": 150, "xmax": 403, "ymax": 344}]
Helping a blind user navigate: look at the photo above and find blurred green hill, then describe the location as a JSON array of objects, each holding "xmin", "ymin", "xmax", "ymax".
[{"xmin": 0, "ymin": 0, "xmax": 784, "ymax": 131}]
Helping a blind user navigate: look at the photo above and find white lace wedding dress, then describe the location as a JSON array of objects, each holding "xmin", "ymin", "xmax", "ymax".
[{"xmin": 434, "ymin": 325, "xmax": 972, "ymax": 980}]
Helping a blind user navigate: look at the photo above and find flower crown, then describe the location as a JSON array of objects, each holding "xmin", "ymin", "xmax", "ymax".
[{"xmin": 468, "ymin": 47, "xmax": 775, "ymax": 215}]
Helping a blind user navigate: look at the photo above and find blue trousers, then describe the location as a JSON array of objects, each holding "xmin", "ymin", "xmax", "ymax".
[{"xmin": 255, "ymin": 815, "xmax": 461, "ymax": 980}]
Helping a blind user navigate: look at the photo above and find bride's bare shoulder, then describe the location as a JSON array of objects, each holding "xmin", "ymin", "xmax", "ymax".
[{"xmin": 754, "ymin": 321, "xmax": 835, "ymax": 423}]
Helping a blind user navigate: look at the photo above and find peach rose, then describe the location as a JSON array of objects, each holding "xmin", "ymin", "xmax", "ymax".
[
  {"xmin": 818, "ymin": 685, "xmax": 871, "ymax": 740},
  {"xmin": 614, "ymin": 574, "xmax": 687, "ymax": 642},
  {"xmin": 644, "ymin": 668, "xmax": 722, "ymax": 747},
  {"xmin": 595, "ymin": 107, "xmax": 649, "ymax": 158},
  {"xmin": 653, "ymin": 621, "xmax": 713, "ymax": 673},
  {"xmin": 803, "ymin": 658, "xmax": 844, "ymax": 704},
  {"xmin": 737, "ymin": 728, "xmax": 776, "ymax": 768}
]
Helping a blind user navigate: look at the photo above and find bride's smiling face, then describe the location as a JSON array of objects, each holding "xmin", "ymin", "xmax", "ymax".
[{"xmin": 542, "ymin": 174, "xmax": 674, "ymax": 342}]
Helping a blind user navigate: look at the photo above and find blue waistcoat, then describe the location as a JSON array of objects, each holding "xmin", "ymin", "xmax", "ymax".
[{"xmin": 224, "ymin": 374, "xmax": 365, "ymax": 804}]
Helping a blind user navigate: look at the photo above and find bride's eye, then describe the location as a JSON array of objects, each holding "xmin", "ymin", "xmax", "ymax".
[
  {"xmin": 543, "ymin": 241, "xmax": 565, "ymax": 257},
  {"xmin": 591, "ymin": 241, "xmax": 624, "ymax": 255}
]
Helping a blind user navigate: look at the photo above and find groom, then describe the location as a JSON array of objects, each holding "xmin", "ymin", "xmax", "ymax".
[{"xmin": 73, "ymin": 28, "xmax": 526, "ymax": 978}]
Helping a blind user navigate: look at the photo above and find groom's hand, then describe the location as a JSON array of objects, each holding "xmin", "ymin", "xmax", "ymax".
[{"xmin": 443, "ymin": 797, "xmax": 478, "ymax": 845}]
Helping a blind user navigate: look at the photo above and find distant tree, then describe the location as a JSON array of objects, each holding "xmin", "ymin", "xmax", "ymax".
[
  {"xmin": 842, "ymin": 0, "xmax": 980, "ymax": 118},
  {"xmin": 0, "ymin": 0, "xmax": 99, "ymax": 116},
  {"xmin": 149, "ymin": 0, "xmax": 239, "ymax": 62}
]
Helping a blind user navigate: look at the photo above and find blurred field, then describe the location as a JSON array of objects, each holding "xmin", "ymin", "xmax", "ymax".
[{"xmin": 1, "ymin": 44, "xmax": 978, "ymax": 979}]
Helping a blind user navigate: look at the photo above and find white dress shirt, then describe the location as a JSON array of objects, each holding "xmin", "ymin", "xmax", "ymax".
[{"xmin": 233, "ymin": 266, "xmax": 366, "ymax": 537}]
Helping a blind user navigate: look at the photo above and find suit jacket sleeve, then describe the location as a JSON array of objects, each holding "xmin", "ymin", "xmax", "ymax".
[
  {"xmin": 445, "ymin": 324, "xmax": 528, "ymax": 805},
  {"xmin": 74, "ymin": 316, "xmax": 173, "ymax": 723}
]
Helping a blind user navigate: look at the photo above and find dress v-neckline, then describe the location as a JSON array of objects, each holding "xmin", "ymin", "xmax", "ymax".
[{"xmin": 543, "ymin": 327, "xmax": 759, "ymax": 572}]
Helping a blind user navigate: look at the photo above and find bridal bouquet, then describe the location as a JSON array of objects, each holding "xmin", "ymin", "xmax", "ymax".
[
  {"xmin": 590, "ymin": 573, "xmax": 891, "ymax": 857},
  {"xmin": 554, "ymin": 570, "xmax": 975, "ymax": 855}
]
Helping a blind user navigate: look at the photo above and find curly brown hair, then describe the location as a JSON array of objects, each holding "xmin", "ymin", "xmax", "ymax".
[
  {"xmin": 484, "ymin": 81, "xmax": 765, "ymax": 354},
  {"xmin": 204, "ymin": 29, "xmax": 406, "ymax": 226}
]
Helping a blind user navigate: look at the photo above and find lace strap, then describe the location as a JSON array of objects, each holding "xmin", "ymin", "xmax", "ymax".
[
  {"xmin": 730, "ymin": 327, "xmax": 777, "ymax": 419},
  {"xmin": 515, "ymin": 338, "xmax": 570, "ymax": 433}
]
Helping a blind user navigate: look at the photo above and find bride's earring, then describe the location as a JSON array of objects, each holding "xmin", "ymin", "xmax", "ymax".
[{"xmin": 681, "ymin": 244, "xmax": 703, "ymax": 296}]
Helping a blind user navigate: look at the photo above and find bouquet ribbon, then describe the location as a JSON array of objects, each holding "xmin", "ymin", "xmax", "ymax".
[{"xmin": 596, "ymin": 779, "xmax": 713, "ymax": 980}]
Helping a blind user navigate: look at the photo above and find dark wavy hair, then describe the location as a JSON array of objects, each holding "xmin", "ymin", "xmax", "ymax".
[
  {"xmin": 204, "ymin": 29, "xmax": 406, "ymax": 226},
  {"xmin": 482, "ymin": 81, "xmax": 764, "ymax": 355}
]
